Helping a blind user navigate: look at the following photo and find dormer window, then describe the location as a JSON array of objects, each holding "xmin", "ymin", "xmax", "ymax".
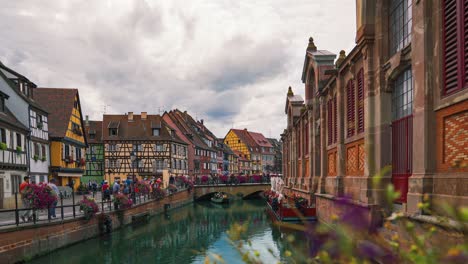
[
  {"xmin": 170, "ymin": 129, "xmax": 176, "ymax": 137},
  {"xmin": 109, "ymin": 128, "xmax": 118, "ymax": 136},
  {"xmin": 152, "ymin": 128, "xmax": 160, "ymax": 136},
  {"xmin": 0, "ymin": 97, "xmax": 4, "ymax": 113}
]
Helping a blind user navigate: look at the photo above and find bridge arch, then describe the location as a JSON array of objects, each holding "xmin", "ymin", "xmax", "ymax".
[{"xmin": 193, "ymin": 184, "xmax": 269, "ymax": 201}]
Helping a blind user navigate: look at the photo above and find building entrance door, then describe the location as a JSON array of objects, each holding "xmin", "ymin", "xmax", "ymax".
[{"xmin": 391, "ymin": 68, "xmax": 413, "ymax": 203}]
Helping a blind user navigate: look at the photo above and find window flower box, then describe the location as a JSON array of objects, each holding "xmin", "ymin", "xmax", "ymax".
[
  {"xmin": 0, "ymin": 143, "xmax": 7, "ymax": 150},
  {"xmin": 37, "ymin": 122, "xmax": 43, "ymax": 129},
  {"xmin": 16, "ymin": 146, "xmax": 22, "ymax": 154},
  {"xmin": 33, "ymin": 155, "xmax": 39, "ymax": 162},
  {"xmin": 41, "ymin": 156, "xmax": 47, "ymax": 162}
]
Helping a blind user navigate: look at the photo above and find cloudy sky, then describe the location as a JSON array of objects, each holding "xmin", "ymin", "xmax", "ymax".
[{"xmin": 0, "ymin": 0, "xmax": 356, "ymax": 138}]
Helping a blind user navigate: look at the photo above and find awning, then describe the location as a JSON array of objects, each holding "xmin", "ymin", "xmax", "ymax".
[{"xmin": 57, "ymin": 173, "xmax": 82, "ymax": 177}]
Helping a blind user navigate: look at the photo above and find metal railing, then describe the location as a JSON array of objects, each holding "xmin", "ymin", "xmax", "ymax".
[
  {"xmin": 192, "ymin": 176, "xmax": 271, "ymax": 186},
  {"xmin": 0, "ymin": 187, "xmax": 187, "ymax": 229}
]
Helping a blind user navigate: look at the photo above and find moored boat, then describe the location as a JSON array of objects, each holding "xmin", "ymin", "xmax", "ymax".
[
  {"xmin": 211, "ymin": 192, "xmax": 229, "ymax": 204},
  {"xmin": 263, "ymin": 176, "xmax": 316, "ymax": 222}
]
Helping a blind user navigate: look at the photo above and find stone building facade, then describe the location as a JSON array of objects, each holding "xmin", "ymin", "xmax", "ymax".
[{"xmin": 282, "ymin": 0, "xmax": 467, "ymax": 224}]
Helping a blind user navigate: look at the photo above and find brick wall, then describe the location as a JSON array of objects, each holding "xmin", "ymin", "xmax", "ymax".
[
  {"xmin": 0, "ymin": 190, "xmax": 192, "ymax": 263},
  {"xmin": 436, "ymin": 100, "xmax": 468, "ymax": 173}
]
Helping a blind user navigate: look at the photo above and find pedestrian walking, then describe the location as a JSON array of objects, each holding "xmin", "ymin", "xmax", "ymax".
[
  {"xmin": 102, "ymin": 180, "xmax": 110, "ymax": 201},
  {"xmin": 113, "ymin": 180, "xmax": 120, "ymax": 194},
  {"xmin": 19, "ymin": 176, "xmax": 33, "ymax": 222},
  {"xmin": 48, "ymin": 179, "xmax": 59, "ymax": 218}
]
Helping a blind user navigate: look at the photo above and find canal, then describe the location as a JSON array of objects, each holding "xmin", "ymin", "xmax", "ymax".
[{"xmin": 29, "ymin": 199, "xmax": 311, "ymax": 263}]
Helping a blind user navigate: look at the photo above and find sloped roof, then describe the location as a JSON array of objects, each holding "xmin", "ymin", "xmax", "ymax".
[
  {"xmin": 33, "ymin": 88, "xmax": 79, "ymax": 138},
  {"xmin": 0, "ymin": 64, "xmax": 48, "ymax": 113},
  {"xmin": 85, "ymin": 121, "xmax": 102, "ymax": 144},
  {"xmin": 102, "ymin": 113, "xmax": 186, "ymax": 144},
  {"xmin": 0, "ymin": 106, "xmax": 29, "ymax": 132},
  {"xmin": 230, "ymin": 129, "xmax": 259, "ymax": 149},
  {"xmin": 248, "ymin": 131, "xmax": 273, "ymax": 148},
  {"xmin": 170, "ymin": 110, "xmax": 212, "ymax": 150}
]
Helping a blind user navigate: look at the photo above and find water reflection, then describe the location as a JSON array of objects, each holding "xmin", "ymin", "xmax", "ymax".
[{"xmin": 29, "ymin": 200, "xmax": 310, "ymax": 264}]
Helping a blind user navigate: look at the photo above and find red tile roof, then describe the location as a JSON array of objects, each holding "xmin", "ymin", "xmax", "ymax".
[
  {"xmin": 102, "ymin": 114, "xmax": 186, "ymax": 144},
  {"xmin": 85, "ymin": 121, "xmax": 102, "ymax": 144},
  {"xmin": 33, "ymin": 88, "xmax": 80, "ymax": 139},
  {"xmin": 248, "ymin": 131, "xmax": 273, "ymax": 148},
  {"xmin": 230, "ymin": 129, "xmax": 258, "ymax": 149}
]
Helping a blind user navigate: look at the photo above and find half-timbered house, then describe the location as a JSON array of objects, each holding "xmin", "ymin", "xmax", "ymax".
[
  {"xmin": 102, "ymin": 112, "xmax": 188, "ymax": 182},
  {"xmin": 34, "ymin": 88, "xmax": 87, "ymax": 189},
  {"xmin": 0, "ymin": 63, "xmax": 50, "ymax": 186},
  {"xmin": 163, "ymin": 110, "xmax": 215, "ymax": 176},
  {"xmin": 0, "ymin": 89, "xmax": 28, "ymax": 209},
  {"xmin": 84, "ymin": 118, "xmax": 104, "ymax": 183}
]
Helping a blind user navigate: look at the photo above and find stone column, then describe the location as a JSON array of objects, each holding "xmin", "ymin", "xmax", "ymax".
[
  {"xmin": 407, "ymin": 0, "xmax": 435, "ymax": 214},
  {"xmin": 314, "ymin": 98, "xmax": 325, "ymax": 194},
  {"xmin": 335, "ymin": 75, "xmax": 345, "ymax": 197},
  {"xmin": 318, "ymin": 98, "xmax": 328, "ymax": 194}
]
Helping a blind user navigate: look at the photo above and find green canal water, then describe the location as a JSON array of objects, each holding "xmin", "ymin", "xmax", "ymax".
[{"xmin": 29, "ymin": 199, "xmax": 312, "ymax": 264}]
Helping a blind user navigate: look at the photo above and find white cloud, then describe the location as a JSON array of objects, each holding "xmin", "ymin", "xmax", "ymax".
[{"xmin": 0, "ymin": 0, "xmax": 356, "ymax": 138}]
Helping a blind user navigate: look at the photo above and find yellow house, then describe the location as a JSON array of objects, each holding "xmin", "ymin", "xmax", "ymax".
[
  {"xmin": 224, "ymin": 129, "xmax": 260, "ymax": 174},
  {"xmin": 35, "ymin": 88, "xmax": 87, "ymax": 189}
]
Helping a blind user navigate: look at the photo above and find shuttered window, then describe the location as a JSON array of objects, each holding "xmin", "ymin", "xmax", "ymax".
[
  {"xmin": 333, "ymin": 96, "xmax": 337, "ymax": 143},
  {"xmin": 327, "ymin": 99, "xmax": 333, "ymax": 145},
  {"xmin": 357, "ymin": 69, "xmax": 365, "ymax": 133},
  {"xmin": 443, "ymin": 0, "xmax": 467, "ymax": 95},
  {"xmin": 346, "ymin": 80, "xmax": 356, "ymax": 138}
]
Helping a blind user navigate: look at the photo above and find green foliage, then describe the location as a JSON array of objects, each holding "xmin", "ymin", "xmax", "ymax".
[{"xmin": 0, "ymin": 142, "xmax": 7, "ymax": 150}]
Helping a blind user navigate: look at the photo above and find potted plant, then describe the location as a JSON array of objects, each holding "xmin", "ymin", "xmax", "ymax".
[
  {"xmin": 21, "ymin": 184, "xmax": 58, "ymax": 210},
  {"xmin": 78, "ymin": 196, "xmax": 99, "ymax": 220},
  {"xmin": 0, "ymin": 142, "xmax": 7, "ymax": 150},
  {"xmin": 37, "ymin": 122, "xmax": 43, "ymax": 129},
  {"xmin": 33, "ymin": 155, "xmax": 39, "ymax": 162},
  {"xmin": 113, "ymin": 193, "xmax": 133, "ymax": 210},
  {"xmin": 16, "ymin": 146, "xmax": 22, "ymax": 154},
  {"xmin": 41, "ymin": 156, "xmax": 47, "ymax": 162},
  {"xmin": 79, "ymin": 158, "xmax": 86, "ymax": 167}
]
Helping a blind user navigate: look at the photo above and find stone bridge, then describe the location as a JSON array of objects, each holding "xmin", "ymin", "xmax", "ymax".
[{"xmin": 193, "ymin": 183, "xmax": 270, "ymax": 200}]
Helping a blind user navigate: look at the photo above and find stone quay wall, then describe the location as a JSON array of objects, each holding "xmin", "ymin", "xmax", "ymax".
[{"xmin": 0, "ymin": 190, "xmax": 193, "ymax": 264}]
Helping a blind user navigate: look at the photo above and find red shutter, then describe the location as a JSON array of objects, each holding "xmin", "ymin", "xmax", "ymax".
[
  {"xmin": 357, "ymin": 69, "xmax": 365, "ymax": 133},
  {"xmin": 327, "ymin": 99, "xmax": 332, "ymax": 145},
  {"xmin": 443, "ymin": 0, "xmax": 464, "ymax": 94},
  {"xmin": 346, "ymin": 80, "xmax": 355, "ymax": 137},
  {"xmin": 333, "ymin": 96, "xmax": 337, "ymax": 143},
  {"xmin": 464, "ymin": 0, "xmax": 468, "ymax": 86}
]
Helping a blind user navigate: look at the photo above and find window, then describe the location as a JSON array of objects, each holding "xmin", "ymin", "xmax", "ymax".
[
  {"xmin": 89, "ymin": 133, "xmax": 95, "ymax": 139},
  {"xmin": 109, "ymin": 128, "xmax": 117, "ymax": 136},
  {"xmin": 389, "ymin": 0, "xmax": 412, "ymax": 54},
  {"xmin": 11, "ymin": 175, "xmax": 22, "ymax": 194},
  {"xmin": 0, "ymin": 128, "xmax": 6, "ymax": 144},
  {"xmin": 133, "ymin": 144, "xmax": 142, "ymax": 152},
  {"xmin": 357, "ymin": 69, "xmax": 365, "ymax": 133},
  {"xmin": 64, "ymin": 144, "xmax": 70, "ymax": 158},
  {"xmin": 36, "ymin": 114, "xmax": 43, "ymax": 128},
  {"xmin": 328, "ymin": 99, "xmax": 333, "ymax": 145},
  {"xmin": 76, "ymin": 147, "xmax": 82, "ymax": 161},
  {"xmin": 16, "ymin": 133, "xmax": 22, "ymax": 148},
  {"xmin": 34, "ymin": 143, "xmax": 40, "ymax": 156},
  {"xmin": 346, "ymin": 80, "xmax": 356, "ymax": 138},
  {"xmin": 108, "ymin": 144, "xmax": 117, "ymax": 152},
  {"xmin": 442, "ymin": 0, "xmax": 468, "ymax": 95},
  {"xmin": 152, "ymin": 128, "xmax": 160, "ymax": 136},
  {"xmin": 0, "ymin": 97, "xmax": 4, "ymax": 112},
  {"xmin": 392, "ymin": 68, "xmax": 414, "ymax": 120},
  {"xmin": 74, "ymin": 99, "xmax": 78, "ymax": 109},
  {"xmin": 42, "ymin": 145, "xmax": 46, "ymax": 158},
  {"xmin": 155, "ymin": 144, "xmax": 162, "ymax": 151},
  {"xmin": 333, "ymin": 96, "xmax": 337, "ymax": 143}
]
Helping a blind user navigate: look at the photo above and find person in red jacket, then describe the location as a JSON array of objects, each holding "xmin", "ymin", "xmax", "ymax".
[
  {"xmin": 19, "ymin": 176, "xmax": 33, "ymax": 222},
  {"xmin": 102, "ymin": 180, "xmax": 110, "ymax": 201}
]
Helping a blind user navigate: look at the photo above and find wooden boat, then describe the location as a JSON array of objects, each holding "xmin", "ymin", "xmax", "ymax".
[
  {"xmin": 265, "ymin": 198, "xmax": 316, "ymax": 222},
  {"xmin": 211, "ymin": 192, "xmax": 229, "ymax": 204}
]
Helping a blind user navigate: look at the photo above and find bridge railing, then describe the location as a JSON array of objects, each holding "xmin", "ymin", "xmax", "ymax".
[{"xmin": 193, "ymin": 176, "xmax": 271, "ymax": 186}]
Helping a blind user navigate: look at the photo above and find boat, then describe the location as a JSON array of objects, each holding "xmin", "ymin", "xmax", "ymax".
[
  {"xmin": 264, "ymin": 176, "xmax": 316, "ymax": 222},
  {"xmin": 211, "ymin": 192, "xmax": 229, "ymax": 204}
]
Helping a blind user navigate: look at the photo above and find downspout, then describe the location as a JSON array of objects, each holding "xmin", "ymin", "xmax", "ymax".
[{"xmin": 27, "ymin": 105, "xmax": 31, "ymax": 177}]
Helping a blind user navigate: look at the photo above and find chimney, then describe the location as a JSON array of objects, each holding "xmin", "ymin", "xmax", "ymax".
[
  {"xmin": 200, "ymin": 119, "xmax": 204, "ymax": 125},
  {"xmin": 128, "ymin": 112, "xmax": 134, "ymax": 121},
  {"xmin": 141, "ymin": 112, "xmax": 147, "ymax": 120},
  {"xmin": 85, "ymin": 115, "xmax": 89, "ymax": 126},
  {"xmin": 244, "ymin": 128, "xmax": 247, "ymax": 131}
]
